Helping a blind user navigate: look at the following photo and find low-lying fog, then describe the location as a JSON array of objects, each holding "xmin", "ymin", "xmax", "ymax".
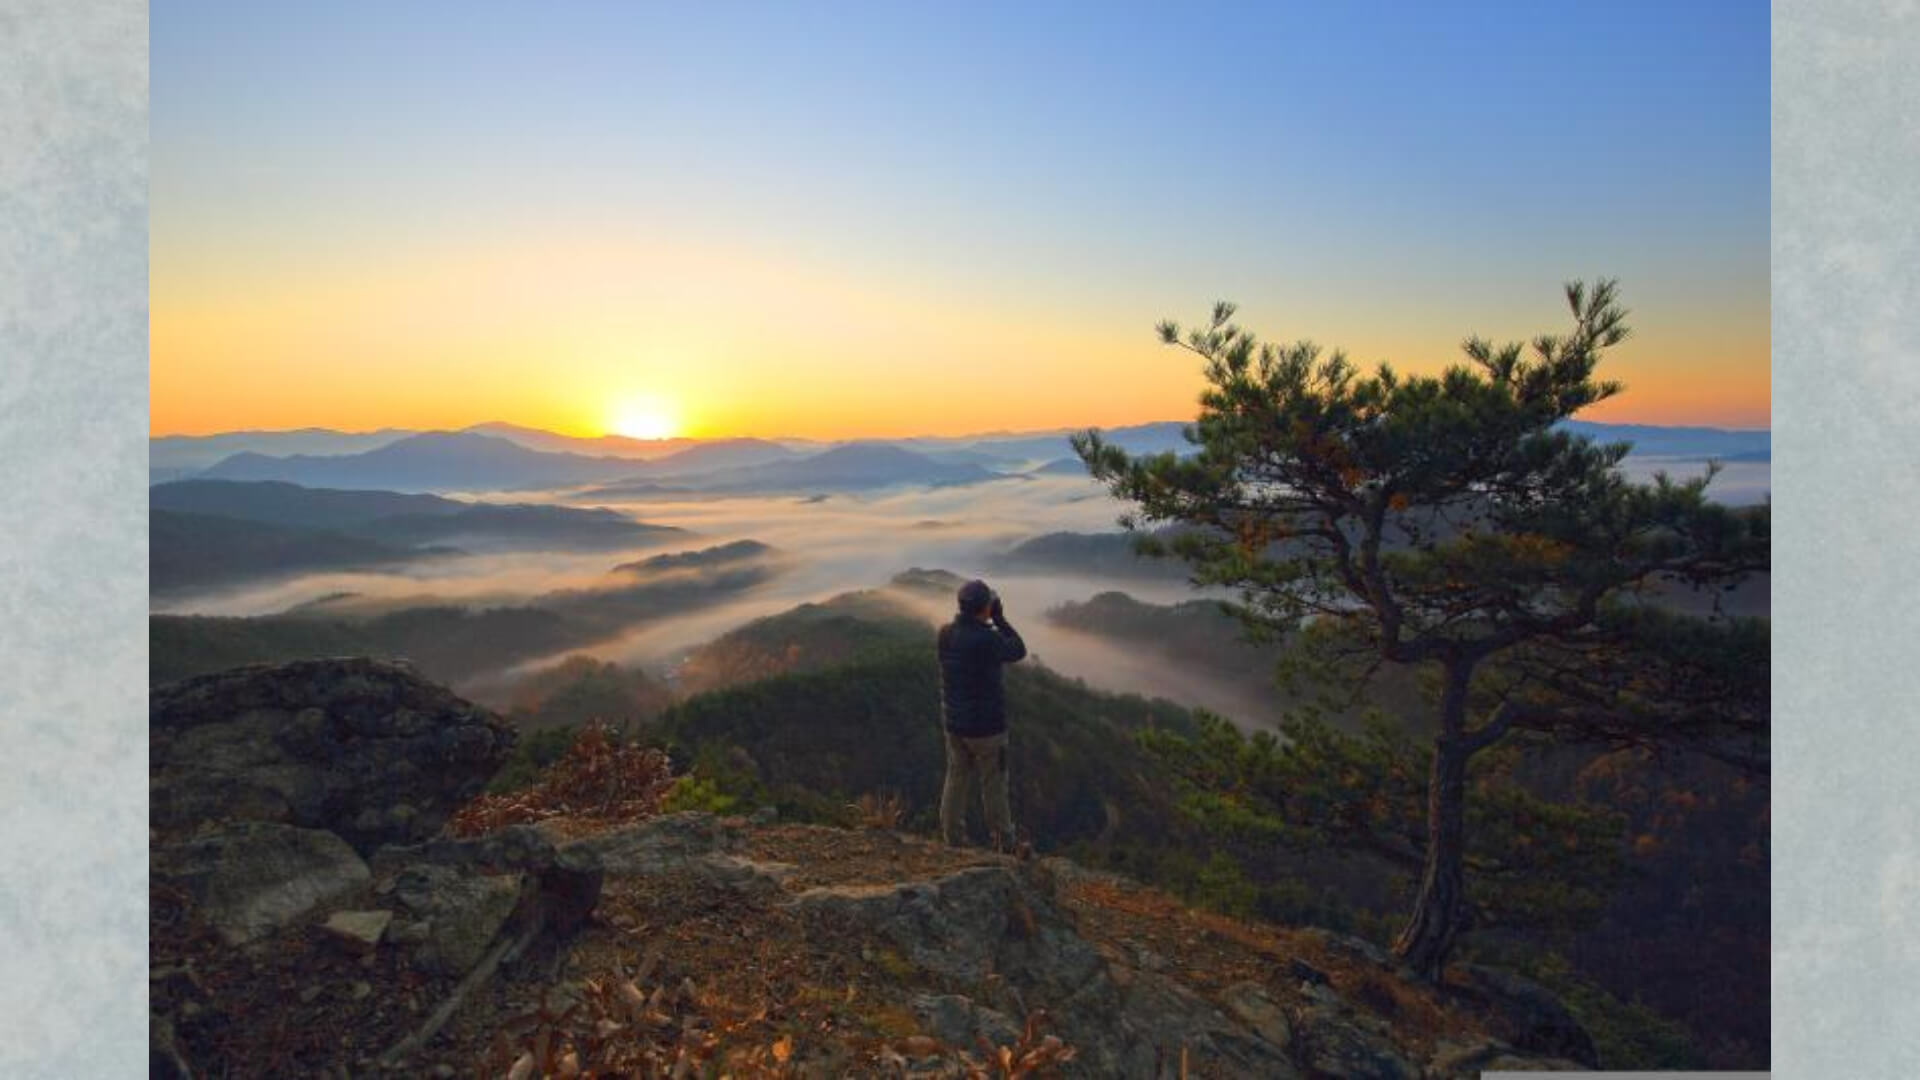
[
  {"xmin": 156, "ymin": 475, "xmax": 1249, "ymax": 709},
  {"xmin": 154, "ymin": 458, "xmax": 1767, "ymax": 730}
]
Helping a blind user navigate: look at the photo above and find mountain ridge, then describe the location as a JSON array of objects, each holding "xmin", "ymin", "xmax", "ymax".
[{"xmin": 156, "ymin": 418, "xmax": 1771, "ymax": 490}]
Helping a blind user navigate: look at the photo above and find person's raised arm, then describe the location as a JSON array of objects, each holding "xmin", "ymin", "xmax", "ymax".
[{"xmin": 988, "ymin": 593, "xmax": 1027, "ymax": 663}]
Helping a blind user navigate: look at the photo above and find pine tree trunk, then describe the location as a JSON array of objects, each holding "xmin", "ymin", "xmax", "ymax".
[{"xmin": 1393, "ymin": 663, "xmax": 1473, "ymax": 980}]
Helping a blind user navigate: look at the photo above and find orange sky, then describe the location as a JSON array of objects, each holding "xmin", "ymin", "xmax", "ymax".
[{"xmin": 150, "ymin": 227, "xmax": 1768, "ymax": 440}]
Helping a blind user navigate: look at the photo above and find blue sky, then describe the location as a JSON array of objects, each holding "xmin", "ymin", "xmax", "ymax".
[{"xmin": 152, "ymin": 1, "xmax": 1771, "ymax": 435}]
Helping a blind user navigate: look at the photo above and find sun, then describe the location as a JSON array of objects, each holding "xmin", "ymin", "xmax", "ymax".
[{"xmin": 609, "ymin": 397, "xmax": 680, "ymax": 441}]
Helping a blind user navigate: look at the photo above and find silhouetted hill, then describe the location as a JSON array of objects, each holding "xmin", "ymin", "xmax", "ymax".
[
  {"xmin": 698, "ymin": 444, "xmax": 989, "ymax": 491},
  {"xmin": 149, "ymin": 605, "xmax": 590, "ymax": 687},
  {"xmin": 462, "ymin": 421, "xmax": 696, "ymax": 460},
  {"xmin": 161, "ymin": 420, "xmax": 1767, "ymax": 493},
  {"xmin": 671, "ymin": 587, "xmax": 928, "ymax": 695},
  {"xmin": 937, "ymin": 422, "xmax": 1181, "ymax": 465},
  {"xmin": 368, "ymin": 504, "xmax": 683, "ymax": 551},
  {"xmin": 1047, "ymin": 591, "xmax": 1275, "ymax": 666},
  {"xmin": 150, "ymin": 427, "xmax": 416, "ymax": 477},
  {"xmin": 645, "ymin": 582, "xmax": 1203, "ymax": 858},
  {"xmin": 1025, "ymin": 456, "xmax": 1093, "ymax": 477},
  {"xmin": 628, "ymin": 438, "xmax": 802, "ymax": 476},
  {"xmin": 991, "ymin": 529, "xmax": 1193, "ymax": 582},
  {"xmin": 151, "ymin": 542, "xmax": 783, "ymax": 685},
  {"xmin": 152, "ymin": 480, "xmax": 685, "ymax": 558},
  {"xmin": 655, "ymin": 646, "xmax": 1199, "ymax": 861},
  {"xmin": 532, "ymin": 543, "xmax": 785, "ymax": 632},
  {"xmin": 1559, "ymin": 421, "xmax": 1768, "ymax": 458},
  {"xmin": 888, "ymin": 566, "xmax": 968, "ymax": 596},
  {"xmin": 200, "ymin": 432, "xmax": 646, "ymax": 492},
  {"xmin": 610, "ymin": 539, "xmax": 773, "ymax": 575},
  {"xmin": 498, "ymin": 654, "xmax": 677, "ymax": 737},
  {"xmin": 151, "ymin": 509, "xmax": 453, "ymax": 594},
  {"xmin": 584, "ymin": 444, "xmax": 1004, "ymax": 496},
  {"xmin": 1043, "ymin": 590, "xmax": 1431, "ymax": 733},
  {"xmin": 152, "ymin": 480, "xmax": 461, "ymax": 530},
  {"xmin": 991, "ymin": 420, "xmax": 1768, "ymax": 463}
]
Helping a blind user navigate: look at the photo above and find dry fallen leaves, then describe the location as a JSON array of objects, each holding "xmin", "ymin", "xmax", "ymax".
[{"xmin": 449, "ymin": 723, "xmax": 676, "ymax": 837}]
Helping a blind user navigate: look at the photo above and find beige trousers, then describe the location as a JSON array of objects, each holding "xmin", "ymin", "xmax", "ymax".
[{"xmin": 939, "ymin": 730, "xmax": 1014, "ymax": 849}]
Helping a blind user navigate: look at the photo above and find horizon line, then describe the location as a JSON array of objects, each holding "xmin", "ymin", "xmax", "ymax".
[{"xmin": 149, "ymin": 415, "xmax": 1775, "ymax": 443}]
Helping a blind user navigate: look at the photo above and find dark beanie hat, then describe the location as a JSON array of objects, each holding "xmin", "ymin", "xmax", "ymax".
[{"xmin": 957, "ymin": 579, "xmax": 993, "ymax": 613}]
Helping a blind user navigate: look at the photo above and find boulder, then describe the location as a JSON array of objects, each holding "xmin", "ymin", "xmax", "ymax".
[
  {"xmin": 376, "ymin": 823, "xmax": 608, "ymax": 936},
  {"xmin": 387, "ymin": 863, "xmax": 524, "ymax": 975},
  {"xmin": 151, "ymin": 658, "xmax": 516, "ymax": 854},
  {"xmin": 153, "ymin": 821, "xmax": 370, "ymax": 944}
]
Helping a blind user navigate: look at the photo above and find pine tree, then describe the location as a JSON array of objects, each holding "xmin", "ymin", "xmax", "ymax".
[{"xmin": 1073, "ymin": 281, "xmax": 1768, "ymax": 978}]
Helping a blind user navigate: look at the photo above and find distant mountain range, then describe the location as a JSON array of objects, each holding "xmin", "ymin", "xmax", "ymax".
[
  {"xmin": 152, "ymin": 479, "xmax": 683, "ymax": 549},
  {"xmin": 152, "ymin": 419, "xmax": 1770, "ymax": 492},
  {"xmin": 149, "ymin": 479, "xmax": 687, "ymax": 592},
  {"xmin": 197, "ymin": 431, "xmax": 651, "ymax": 492},
  {"xmin": 150, "ymin": 427, "xmax": 418, "ymax": 476},
  {"xmin": 1028, "ymin": 457, "xmax": 1098, "ymax": 477},
  {"xmin": 581, "ymin": 444, "xmax": 1003, "ymax": 498},
  {"xmin": 463, "ymin": 422, "xmax": 698, "ymax": 460},
  {"xmin": 1557, "ymin": 421, "xmax": 1769, "ymax": 460},
  {"xmin": 626, "ymin": 439, "xmax": 802, "ymax": 477},
  {"xmin": 150, "ymin": 478, "xmax": 457, "ymax": 529}
]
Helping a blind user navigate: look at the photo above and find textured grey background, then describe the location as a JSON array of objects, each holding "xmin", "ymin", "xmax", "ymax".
[
  {"xmin": 0, "ymin": 0, "xmax": 148, "ymax": 1075},
  {"xmin": 1773, "ymin": 2, "xmax": 1920, "ymax": 1077},
  {"xmin": 0, "ymin": 0, "xmax": 1908, "ymax": 1075}
]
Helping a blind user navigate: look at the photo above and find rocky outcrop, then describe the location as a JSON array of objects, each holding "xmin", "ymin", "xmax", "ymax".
[
  {"xmin": 365, "ymin": 825, "xmax": 604, "ymax": 973},
  {"xmin": 151, "ymin": 821, "xmax": 370, "ymax": 944},
  {"xmin": 561, "ymin": 811, "xmax": 793, "ymax": 898},
  {"xmin": 151, "ymin": 657, "xmax": 516, "ymax": 853},
  {"xmin": 384, "ymin": 863, "xmax": 524, "ymax": 975},
  {"xmin": 786, "ymin": 860, "xmax": 1302, "ymax": 1078},
  {"xmin": 562, "ymin": 810, "xmax": 740, "ymax": 874},
  {"xmin": 146, "ymin": 654, "xmax": 1597, "ymax": 1080}
]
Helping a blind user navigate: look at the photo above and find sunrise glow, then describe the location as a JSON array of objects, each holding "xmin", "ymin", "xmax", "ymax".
[
  {"xmin": 150, "ymin": 5, "xmax": 1768, "ymax": 439},
  {"xmin": 609, "ymin": 396, "xmax": 681, "ymax": 441}
]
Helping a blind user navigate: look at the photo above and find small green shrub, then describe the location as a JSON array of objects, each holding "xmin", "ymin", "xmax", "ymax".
[{"xmin": 661, "ymin": 773, "xmax": 740, "ymax": 815}]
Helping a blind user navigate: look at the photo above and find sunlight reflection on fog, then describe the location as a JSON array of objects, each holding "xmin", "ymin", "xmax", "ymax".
[{"xmin": 153, "ymin": 461, "xmax": 1766, "ymax": 729}]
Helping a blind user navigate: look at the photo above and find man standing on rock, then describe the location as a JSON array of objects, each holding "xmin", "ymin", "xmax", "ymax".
[{"xmin": 937, "ymin": 579, "xmax": 1027, "ymax": 852}]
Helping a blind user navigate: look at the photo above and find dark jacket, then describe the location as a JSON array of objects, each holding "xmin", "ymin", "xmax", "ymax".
[{"xmin": 937, "ymin": 613, "xmax": 1027, "ymax": 736}]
